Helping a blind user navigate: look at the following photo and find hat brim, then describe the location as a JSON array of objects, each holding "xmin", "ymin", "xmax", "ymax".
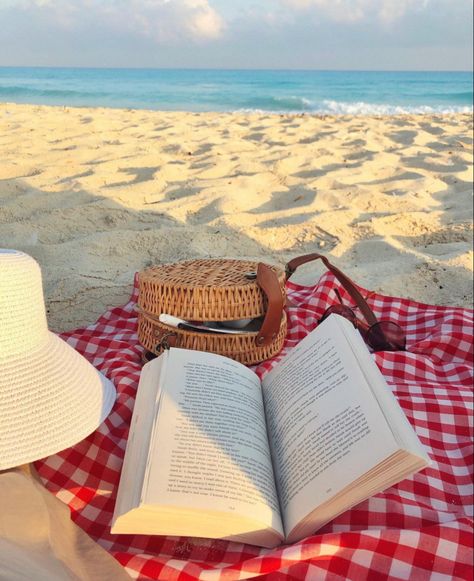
[{"xmin": 0, "ymin": 332, "xmax": 116, "ymax": 470}]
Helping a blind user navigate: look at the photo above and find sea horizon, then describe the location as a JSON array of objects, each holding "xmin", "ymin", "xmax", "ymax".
[
  {"xmin": 1, "ymin": 65, "xmax": 472, "ymax": 71},
  {"xmin": 0, "ymin": 67, "xmax": 472, "ymax": 115}
]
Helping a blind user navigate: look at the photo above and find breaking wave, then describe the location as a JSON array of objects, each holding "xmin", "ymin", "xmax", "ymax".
[
  {"xmin": 236, "ymin": 98, "xmax": 472, "ymax": 115},
  {"xmin": 313, "ymin": 99, "xmax": 473, "ymax": 115}
]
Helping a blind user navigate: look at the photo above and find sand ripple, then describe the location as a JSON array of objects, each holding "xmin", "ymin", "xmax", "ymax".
[{"xmin": 0, "ymin": 104, "xmax": 472, "ymax": 331}]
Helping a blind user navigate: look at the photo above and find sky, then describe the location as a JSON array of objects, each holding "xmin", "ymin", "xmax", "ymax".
[{"xmin": 0, "ymin": 0, "xmax": 472, "ymax": 70}]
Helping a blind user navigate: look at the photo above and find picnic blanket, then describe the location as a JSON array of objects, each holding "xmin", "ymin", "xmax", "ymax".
[{"xmin": 35, "ymin": 273, "xmax": 474, "ymax": 580}]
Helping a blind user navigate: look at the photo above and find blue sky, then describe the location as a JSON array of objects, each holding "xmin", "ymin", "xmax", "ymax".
[{"xmin": 0, "ymin": 0, "xmax": 472, "ymax": 70}]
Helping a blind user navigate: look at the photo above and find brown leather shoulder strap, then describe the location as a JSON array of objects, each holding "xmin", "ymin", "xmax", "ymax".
[
  {"xmin": 256, "ymin": 263, "xmax": 285, "ymax": 347},
  {"xmin": 286, "ymin": 253, "xmax": 378, "ymax": 327}
]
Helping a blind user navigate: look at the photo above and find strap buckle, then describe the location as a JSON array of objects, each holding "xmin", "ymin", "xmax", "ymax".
[{"xmin": 156, "ymin": 331, "xmax": 177, "ymax": 351}]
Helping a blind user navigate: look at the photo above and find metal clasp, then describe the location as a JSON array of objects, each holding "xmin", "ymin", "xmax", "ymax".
[{"xmin": 156, "ymin": 332, "xmax": 177, "ymax": 351}]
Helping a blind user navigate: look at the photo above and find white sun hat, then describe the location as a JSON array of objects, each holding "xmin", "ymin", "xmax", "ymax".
[{"xmin": 0, "ymin": 249, "xmax": 116, "ymax": 470}]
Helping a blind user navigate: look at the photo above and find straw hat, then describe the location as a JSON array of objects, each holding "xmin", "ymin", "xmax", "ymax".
[{"xmin": 0, "ymin": 249, "xmax": 116, "ymax": 470}]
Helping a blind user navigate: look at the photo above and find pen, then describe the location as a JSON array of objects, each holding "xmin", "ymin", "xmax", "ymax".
[{"xmin": 158, "ymin": 314, "xmax": 256, "ymax": 334}]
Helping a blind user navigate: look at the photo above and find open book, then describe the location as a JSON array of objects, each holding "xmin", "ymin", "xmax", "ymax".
[{"xmin": 112, "ymin": 315, "xmax": 430, "ymax": 548}]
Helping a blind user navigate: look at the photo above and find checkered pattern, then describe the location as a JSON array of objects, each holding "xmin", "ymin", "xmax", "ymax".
[{"xmin": 35, "ymin": 272, "xmax": 474, "ymax": 580}]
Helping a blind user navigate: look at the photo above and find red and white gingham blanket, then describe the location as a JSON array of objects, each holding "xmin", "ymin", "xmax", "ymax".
[{"xmin": 36, "ymin": 273, "xmax": 474, "ymax": 580}]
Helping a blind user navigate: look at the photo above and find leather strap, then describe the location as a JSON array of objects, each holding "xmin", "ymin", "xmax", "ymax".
[
  {"xmin": 285, "ymin": 253, "xmax": 379, "ymax": 327},
  {"xmin": 256, "ymin": 263, "xmax": 285, "ymax": 346}
]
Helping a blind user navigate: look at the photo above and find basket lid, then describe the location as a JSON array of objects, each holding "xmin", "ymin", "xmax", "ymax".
[{"xmin": 138, "ymin": 258, "xmax": 285, "ymax": 321}]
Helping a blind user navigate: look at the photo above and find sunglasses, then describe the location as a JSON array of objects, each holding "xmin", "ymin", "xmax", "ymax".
[
  {"xmin": 286, "ymin": 253, "xmax": 407, "ymax": 353},
  {"xmin": 320, "ymin": 289, "xmax": 406, "ymax": 352}
]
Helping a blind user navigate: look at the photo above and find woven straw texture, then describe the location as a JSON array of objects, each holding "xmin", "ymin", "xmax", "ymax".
[
  {"xmin": 138, "ymin": 311, "xmax": 287, "ymax": 365},
  {"xmin": 0, "ymin": 249, "xmax": 116, "ymax": 470},
  {"xmin": 138, "ymin": 258, "xmax": 286, "ymax": 321},
  {"xmin": 138, "ymin": 258, "xmax": 287, "ymax": 364}
]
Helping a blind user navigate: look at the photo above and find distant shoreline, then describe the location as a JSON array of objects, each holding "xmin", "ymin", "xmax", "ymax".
[{"xmin": 1, "ymin": 101, "xmax": 472, "ymax": 117}]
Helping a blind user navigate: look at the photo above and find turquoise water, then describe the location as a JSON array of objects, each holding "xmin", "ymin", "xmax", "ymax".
[{"xmin": 0, "ymin": 68, "xmax": 472, "ymax": 114}]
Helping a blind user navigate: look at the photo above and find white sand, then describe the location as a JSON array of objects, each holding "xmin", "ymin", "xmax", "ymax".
[{"xmin": 0, "ymin": 103, "xmax": 472, "ymax": 332}]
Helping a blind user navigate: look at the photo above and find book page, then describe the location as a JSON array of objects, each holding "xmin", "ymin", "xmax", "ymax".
[
  {"xmin": 143, "ymin": 348, "xmax": 284, "ymax": 535},
  {"xmin": 262, "ymin": 315, "xmax": 400, "ymax": 535},
  {"xmin": 339, "ymin": 322, "xmax": 430, "ymax": 460},
  {"xmin": 113, "ymin": 354, "xmax": 166, "ymax": 521}
]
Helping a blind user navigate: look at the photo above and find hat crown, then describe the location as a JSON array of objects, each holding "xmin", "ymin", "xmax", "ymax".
[{"xmin": 0, "ymin": 250, "xmax": 49, "ymax": 359}]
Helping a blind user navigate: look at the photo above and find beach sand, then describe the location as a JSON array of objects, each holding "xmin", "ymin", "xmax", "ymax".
[{"xmin": 0, "ymin": 103, "xmax": 472, "ymax": 332}]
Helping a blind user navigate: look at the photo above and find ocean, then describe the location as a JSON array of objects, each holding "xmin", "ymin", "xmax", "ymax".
[{"xmin": 0, "ymin": 67, "xmax": 472, "ymax": 114}]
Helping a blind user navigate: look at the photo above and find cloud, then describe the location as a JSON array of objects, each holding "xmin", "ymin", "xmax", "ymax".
[
  {"xmin": 183, "ymin": 0, "xmax": 224, "ymax": 39},
  {"xmin": 2, "ymin": 0, "xmax": 225, "ymax": 42},
  {"xmin": 118, "ymin": 0, "xmax": 225, "ymax": 42},
  {"xmin": 1, "ymin": 0, "xmax": 471, "ymax": 69},
  {"xmin": 283, "ymin": 0, "xmax": 430, "ymax": 24}
]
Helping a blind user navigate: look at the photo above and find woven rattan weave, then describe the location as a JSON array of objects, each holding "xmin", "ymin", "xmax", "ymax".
[
  {"xmin": 138, "ymin": 310, "xmax": 287, "ymax": 365},
  {"xmin": 137, "ymin": 258, "xmax": 287, "ymax": 365},
  {"xmin": 139, "ymin": 258, "xmax": 286, "ymax": 321}
]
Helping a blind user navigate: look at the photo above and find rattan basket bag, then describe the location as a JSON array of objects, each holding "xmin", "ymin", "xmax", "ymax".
[{"xmin": 137, "ymin": 258, "xmax": 287, "ymax": 365}]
